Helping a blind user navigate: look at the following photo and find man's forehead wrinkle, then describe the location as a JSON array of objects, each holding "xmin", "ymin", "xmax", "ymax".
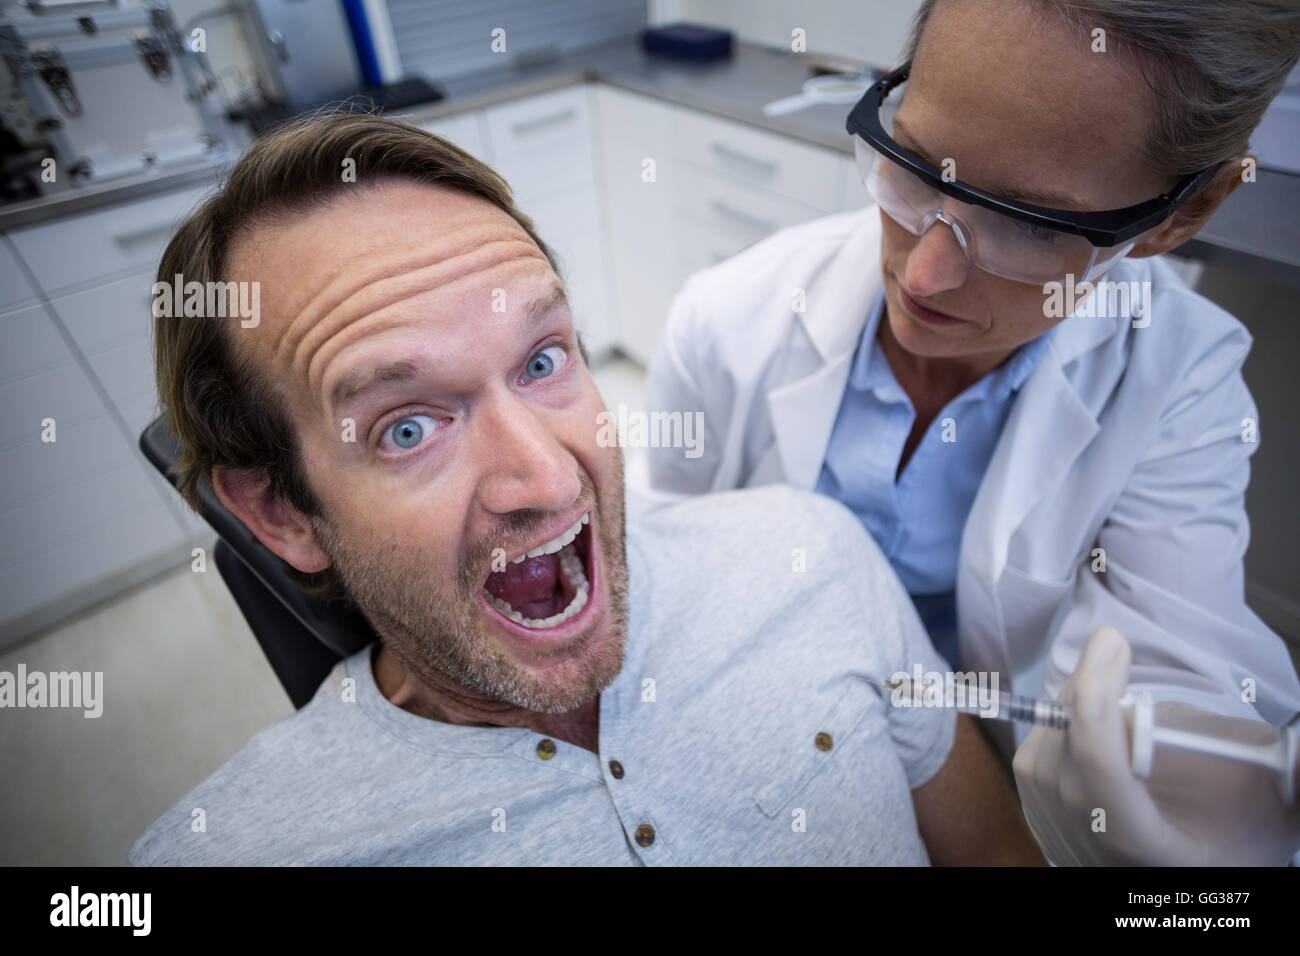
[
  {"xmin": 272, "ymin": 219, "xmax": 535, "ymax": 362},
  {"xmin": 298, "ymin": 239, "xmax": 548, "ymax": 393},
  {"xmin": 277, "ymin": 235, "xmax": 548, "ymax": 395}
]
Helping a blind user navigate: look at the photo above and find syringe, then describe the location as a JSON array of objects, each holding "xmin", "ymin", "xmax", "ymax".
[
  {"xmin": 856, "ymin": 675, "xmax": 1071, "ymax": 729},
  {"xmin": 853, "ymin": 675, "xmax": 1300, "ymax": 805}
]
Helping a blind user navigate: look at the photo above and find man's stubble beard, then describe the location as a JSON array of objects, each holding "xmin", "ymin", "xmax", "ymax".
[{"xmin": 310, "ymin": 453, "xmax": 629, "ymax": 715}]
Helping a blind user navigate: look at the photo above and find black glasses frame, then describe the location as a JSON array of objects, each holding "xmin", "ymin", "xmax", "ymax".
[{"xmin": 845, "ymin": 62, "xmax": 1218, "ymax": 247}]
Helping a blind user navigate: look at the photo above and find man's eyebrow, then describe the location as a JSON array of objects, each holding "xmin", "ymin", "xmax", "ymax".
[
  {"xmin": 517, "ymin": 284, "xmax": 570, "ymax": 331},
  {"xmin": 891, "ymin": 116, "xmax": 1084, "ymax": 209},
  {"xmin": 330, "ymin": 359, "xmax": 422, "ymax": 413}
]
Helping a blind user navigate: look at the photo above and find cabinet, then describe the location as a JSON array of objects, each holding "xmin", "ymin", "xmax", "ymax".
[
  {"xmin": 595, "ymin": 85, "xmax": 852, "ymax": 365},
  {"xmin": 0, "ymin": 190, "xmax": 209, "ymax": 646}
]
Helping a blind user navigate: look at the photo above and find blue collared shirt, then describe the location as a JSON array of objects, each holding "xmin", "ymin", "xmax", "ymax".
[{"xmin": 815, "ymin": 290, "xmax": 1055, "ymax": 667}]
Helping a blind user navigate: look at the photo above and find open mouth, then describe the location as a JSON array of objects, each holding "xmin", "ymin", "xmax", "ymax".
[{"xmin": 481, "ymin": 512, "xmax": 592, "ymax": 630}]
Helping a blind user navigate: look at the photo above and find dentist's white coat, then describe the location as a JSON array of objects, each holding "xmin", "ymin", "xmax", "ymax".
[{"xmin": 637, "ymin": 205, "xmax": 1300, "ymax": 756}]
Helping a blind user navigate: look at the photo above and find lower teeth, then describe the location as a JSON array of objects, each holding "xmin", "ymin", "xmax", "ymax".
[{"xmin": 486, "ymin": 542, "xmax": 589, "ymax": 629}]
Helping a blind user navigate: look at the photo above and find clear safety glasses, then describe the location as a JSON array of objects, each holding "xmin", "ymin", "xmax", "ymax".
[{"xmin": 845, "ymin": 62, "xmax": 1217, "ymax": 285}]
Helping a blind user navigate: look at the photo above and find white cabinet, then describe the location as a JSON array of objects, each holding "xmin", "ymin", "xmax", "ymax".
[
  {"xmin": 672, "ymin": 164, "xmax": 827, "ymax": 280},
  {"xmin": 595, "ymin": 85, "xmax": 848, "ymax": 366},
  {"xmin": 0, "ymin": 185, "xmax": 210, "ymax": 645},
  {"xmin": 482, "ymin": 85, "xmax": 612, "ymax": 356},
  {"xmin": 8, "ymin": 186, "xmax": 209, "ymax": 294},
  {"xmin": 672, "ymin": 106, "xmax": 843, "ymax": 212},
  {"xmin": 411, "ymin": 110, "xmax": 489, "ymax": 161},
  {"xmin": 0, "ymin": 240, "xmax": 39, "ymax": 311},
  {"xmin": 49, "ymin": 273, "xmax": 158, "ymax": 439},
  {"xmin": 0, "ymin": 296, "xmax": 193, "ymax": 641},
  {"xmin": 593, "ymin": 85, "xmax": 681, "ymax": 367}
]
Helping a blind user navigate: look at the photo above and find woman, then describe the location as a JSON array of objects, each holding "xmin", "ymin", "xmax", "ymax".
[{"xmin": 639, "ymin": 0, "xmax": 1300, "ymax": 863}]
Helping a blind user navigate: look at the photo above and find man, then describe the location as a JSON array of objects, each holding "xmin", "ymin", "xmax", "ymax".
[{"xmin": 128, "ymin": 114, "xmax": 1040, "ymax": 865}]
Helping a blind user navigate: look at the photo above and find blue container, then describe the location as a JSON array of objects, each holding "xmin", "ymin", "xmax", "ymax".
[{"xmin": 641, "ymin": 23, "xmax": 734, "ymax": 61}]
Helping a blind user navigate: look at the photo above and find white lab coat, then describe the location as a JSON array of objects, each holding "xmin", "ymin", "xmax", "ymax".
[{"xmin": 636, "ymin": 204, "xmax": 1300, "ymax": 758}]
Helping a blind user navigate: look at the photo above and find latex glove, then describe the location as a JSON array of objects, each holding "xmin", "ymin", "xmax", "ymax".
[{"xmin": 1012, "ymin": 626, "xmax": 1300, "ymax": 866}]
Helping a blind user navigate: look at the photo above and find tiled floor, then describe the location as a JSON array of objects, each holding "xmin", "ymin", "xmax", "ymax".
[{"xmin": 0, "ymin": 353, "xmax": 647, "ymax": 866}]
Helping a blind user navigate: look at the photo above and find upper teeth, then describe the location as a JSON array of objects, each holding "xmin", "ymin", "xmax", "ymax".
[{"xmin": 513, "ymin": 512, "xmax": 589, "ymax": 563}]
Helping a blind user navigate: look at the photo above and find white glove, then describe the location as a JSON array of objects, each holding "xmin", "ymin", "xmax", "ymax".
[{"xmin": 1012, "ymin": 626, "xmax": 1300, "ymax": 866}]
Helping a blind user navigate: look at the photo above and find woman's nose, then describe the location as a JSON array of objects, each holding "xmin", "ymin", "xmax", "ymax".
[{"xmin": 903, "ymin": 214, "xmax": 973, "ymax": 295}]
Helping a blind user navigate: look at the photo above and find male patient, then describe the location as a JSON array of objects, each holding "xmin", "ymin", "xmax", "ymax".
[{"xmin": 129, "ymin": 114, "xmax": 1041, "ymax": 866}]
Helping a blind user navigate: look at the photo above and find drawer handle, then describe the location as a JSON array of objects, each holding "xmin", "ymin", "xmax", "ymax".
[
  {"xmin": 510, "ymin": 108, "xmax": 577, "ymax": 135},
  {"xmin": 111, "ymin": 221, "xmax": 177, "ymax": 246},
  {"xmin": 710, "ymin": 199, "xmax": 777, "ymax": 234},
  {"xmin": 710, "ymin": 141, "xmax": 779, "ymax": 176}
]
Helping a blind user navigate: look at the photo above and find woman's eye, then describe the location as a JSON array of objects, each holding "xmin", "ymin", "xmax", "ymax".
[
  {"xmin": 1015, "ymin": 219, "xmax": 1058, "ymax": 244},
  {"xmin": 381, "ymin": 414, "xmax": 442, "ymax": 451},
  {"xmin": 524, "ymin": 345, "xmax": 568, "ymax": 381}
]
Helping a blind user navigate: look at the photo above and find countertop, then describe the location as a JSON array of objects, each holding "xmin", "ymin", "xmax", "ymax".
[{"xmin": 3, "ymin": 35, "xmax": 1297, "ymax": 287}]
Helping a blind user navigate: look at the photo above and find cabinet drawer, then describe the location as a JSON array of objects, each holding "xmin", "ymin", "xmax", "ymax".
[
  {"xmin": 0, "ymin": 466, "xmax": 186, "ymax": 628},
  {"xmin": 411, "ymin": 109, "xmax": 489, "ymax": 161},
  {"xmin": 673, "ymin": 107, "xmax": 842, "ymax": 213},
  {"xmin": 8, "ymin": 185, "xmax": 210, "ymax": 294},
  {"xmin": 526, "ymin": 187, "xmax": 611, "ymax": 355},
  {"xmin": 493, "ymin": 142, "xmax": 595, "ymax": 210},
  {"xmin": 0, "ymin": 360, "xmax": 106, "ymax": 452},
  {"xmin": 0, "ymin": 304, "xmax": 68, "ymax": 387},
  {"xmin": 676, "ymin": 217, "xmax": 756, "ymax": 279},
  {"xmin": 674, "ymin": 165, "xmax": 826, "ymax": 249},
  {"xmin": 50, "ymin": 271, "xmax": 160, "ymax": 441},
  {"xmin": 0, "ymin": 413, "xmax": 133, "ymax": 513},
  {"xmin": 484, "ymin": 85, "xmax": 592, "ymax": 160},
  {"xmin": 0, "ymin": 240, "xmax": 38, "ymax": 310},
  {"xmin": 50, "ymin": 271, "xmax": 154, "ymax": 356}
]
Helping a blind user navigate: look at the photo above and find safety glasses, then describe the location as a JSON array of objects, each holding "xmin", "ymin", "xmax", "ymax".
[{"xmin": 845, "ymin": 62, "xmax": 1218, "ymax": 285}]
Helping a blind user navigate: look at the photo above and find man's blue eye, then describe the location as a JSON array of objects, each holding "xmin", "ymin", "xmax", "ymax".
[
  {"xmin": 525, "ymin": 345, "xmax": 566, "ymax": 380},
  {"xmin": 384, "ymin": 414, "xmax": 440, "ymax": 450}
]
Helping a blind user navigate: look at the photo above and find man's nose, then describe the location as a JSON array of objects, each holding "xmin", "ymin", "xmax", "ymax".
[
  {"xmin": 474, "ymin": 389, "xmax": 582, "ymax": 517},
  {"xmin": 903, "ymin": 214, "xmax": 973, "ymax": 295}
]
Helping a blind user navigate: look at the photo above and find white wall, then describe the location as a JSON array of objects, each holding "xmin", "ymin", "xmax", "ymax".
[{"xmin": 648, "ymin": 0, "xmax": 925, "ymax": 70}]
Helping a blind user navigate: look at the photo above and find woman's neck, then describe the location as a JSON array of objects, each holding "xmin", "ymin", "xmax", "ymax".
[{"xmin": 876, "ymin": 308, "xmax": 1015, "ymax": 415}]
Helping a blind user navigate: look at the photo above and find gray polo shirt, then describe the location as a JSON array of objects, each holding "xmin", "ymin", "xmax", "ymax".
[{"xmin": 129, "ymin": 486, "xmax": 955, "ymax": 865}]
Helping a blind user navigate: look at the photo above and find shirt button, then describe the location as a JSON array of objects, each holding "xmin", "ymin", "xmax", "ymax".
[
  {"xmin": 608, "ymin": 760, "xmax": 625, "ymax": 779},
  {"xmin": 634, "ymin": 824, "xmax": 655, "ymax": 847},
  {"xmin": 535, "ymin": 738, "xmax": 556, "ymax": 760},
  {"xmin": 814, "ymin": 732, "xmax": 834, "ymax": 752}
]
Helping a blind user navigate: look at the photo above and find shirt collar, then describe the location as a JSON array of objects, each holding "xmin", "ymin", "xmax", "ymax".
[{"xmin": 848, "ymin": 288, "xmax": 1055, "ymax": 404}]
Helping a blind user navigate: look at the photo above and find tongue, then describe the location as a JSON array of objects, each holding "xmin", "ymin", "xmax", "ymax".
[{"xmin": 485, "ymin": 553, "xmax": 561, "ymax": 619}]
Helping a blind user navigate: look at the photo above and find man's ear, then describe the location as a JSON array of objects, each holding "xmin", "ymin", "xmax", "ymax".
[
  {"xmin": 1127, "ymin": 157, "xmax": 1250, "ymax": 259},
  {"xmin": 211, "ymin": 466, "xmax": 331, "ymax": 573}
]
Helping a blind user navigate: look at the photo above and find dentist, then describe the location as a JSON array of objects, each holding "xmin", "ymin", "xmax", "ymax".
[{"xmin": 639, "ymin": 0, "xmax": 1300, "ymax": 864}]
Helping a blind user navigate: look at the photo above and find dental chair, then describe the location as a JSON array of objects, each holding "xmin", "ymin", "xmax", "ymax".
[{"xmin": 140, "ymin": 416, "xmax": 376, "ymax": 709}]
